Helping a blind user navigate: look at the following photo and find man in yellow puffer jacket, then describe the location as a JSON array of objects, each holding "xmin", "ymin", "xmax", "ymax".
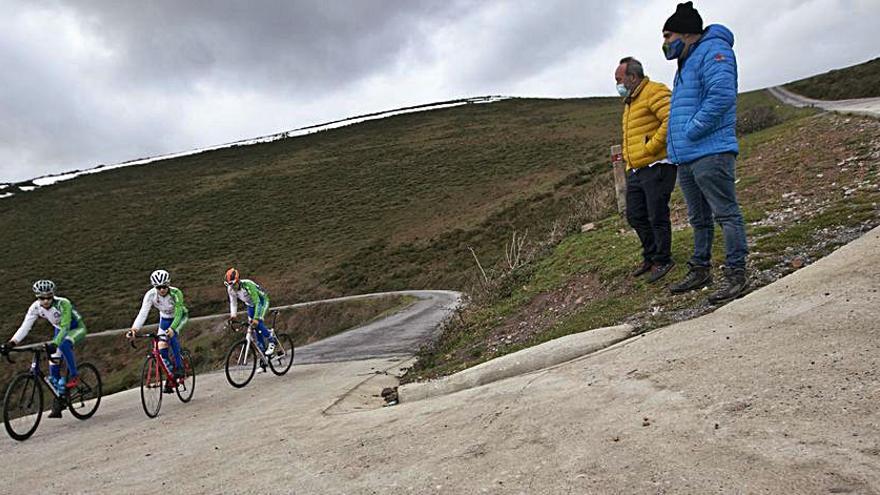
[{"xmin": 616, "ymin": 57, "xmax": 677, "ymax": 283}]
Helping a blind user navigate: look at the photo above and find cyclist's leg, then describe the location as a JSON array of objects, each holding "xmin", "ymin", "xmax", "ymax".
[
  {"xmin": 59, "ymin": 321, "xmax": 85, "ymax": 380},
  {"xmin": 156, "ymin": 319, "xmax": 176, "ymax": 373},
  {"xmin": 59, "ymin": 339, "xmax": 78, "ymax": 378},
  {"xmin": 49, "ymin": 328, "xmax": 64, "ymax": 381},
  {"xmin": 167, "ymin": 313, "xmax": 186, "ymax": 371},
  {"xmin": 256, "ymin": 295, "xmax": 276, "ymax": 344},
  {"xmin": 247, "ymin": 306, "xmax": 266, "ymax": 350},
  {"xmin": 255, "ymin": 319, "xmax": 273, "ymax": 343}
]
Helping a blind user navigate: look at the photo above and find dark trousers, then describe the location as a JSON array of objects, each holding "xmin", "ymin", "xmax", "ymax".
[{"xmin": 625, "ymin": 163, "xmax": 677, "ymax": 264}]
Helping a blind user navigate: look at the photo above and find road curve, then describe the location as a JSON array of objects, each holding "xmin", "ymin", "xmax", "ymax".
[
  {"xmin": 294, "ymin": 290, "xmax": 462, "ymax": 364},
  {"xmin": 768, "ymin": 86, "xmax": 880, "ymax": 118},
  {"xmin": 19, "ymin": 290, "xmax": 463, "ymax": 364}
]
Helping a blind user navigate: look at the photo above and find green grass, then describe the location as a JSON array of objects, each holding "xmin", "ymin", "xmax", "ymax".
[
  {"xmin": 408, "ymin": 95, "xmax": 880, "ymax": 381},
  {"xmin": 0, "ymin": 97, "xmax": 622, "ymax": 334},
  {"xmin": 785, "ymin": 57, "xmax": 880, "ymax": 100}
]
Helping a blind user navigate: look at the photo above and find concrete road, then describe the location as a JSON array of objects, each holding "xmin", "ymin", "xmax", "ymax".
[
  {"xmin": 3, "ymin": 227, "xmax": 880, "ymax": 494},
  {"xmin": 769, "ymin": 86, "xmax": 880, "ymax": 118},
  {"xmin": 296, "ymin": 290, "xmax": 462, "ymax": 364}
]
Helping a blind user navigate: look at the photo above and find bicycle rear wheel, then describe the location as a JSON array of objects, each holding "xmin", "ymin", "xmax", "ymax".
[
  {"xmin": 140, "ymin": 356, "xmax": 163, "ymax": 418},
  {"xmin": 224, "ymin": 339, "xmax": 256, "ymax": 388},
  {"xmin": 268, "ymin": 333, "xmax": 295, "ymax": 376},
  {"xmin": 175, "ymin": 349, "xmax": 196, "ymax": 403},
  {"xmin": 3, "ymin": 373, "xmax": 43, "ymax": 441},
  {"xmin": 67, "ymin": 363, "xmax": 102, "ymax": 420}
]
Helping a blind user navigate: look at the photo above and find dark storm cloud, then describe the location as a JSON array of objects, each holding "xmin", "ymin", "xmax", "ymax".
[
  {"xmin": 448, "ymin": 0, "xmax": 618, "ymax": 88},
  {"xmin": 60, "ymin": 0, "xmax": 474, "ymax": 96},
  {"xmin": 1, "ymin": 0, "xmax": 877, "ymax": 183},
  {"xmin": 0, "ymin": 0, "xmax": 619, "ymax": 182}
]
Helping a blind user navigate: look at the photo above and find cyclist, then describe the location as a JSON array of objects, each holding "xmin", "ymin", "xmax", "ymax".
[
  {"xmin": 0, "ymin": 280, "xmax": 87, "ymax": 418},
  {"xmin": 225, "ymin": 268, "xmax": 277, "ymax": 357},
  {"xmin": 126, "ymin": 269, "xmax": 188, "ymax": 393}
]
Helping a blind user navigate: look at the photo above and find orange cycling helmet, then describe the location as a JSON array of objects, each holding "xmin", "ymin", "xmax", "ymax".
[{"xmin": 225, "ymin": 267, "xmax": 240, "ymax": 286}]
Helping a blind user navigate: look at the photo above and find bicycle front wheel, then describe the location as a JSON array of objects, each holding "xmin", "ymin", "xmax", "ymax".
[
  {"xmin": 224, "ymin": 339, "xmax": 256, "ymax": 388},
  {"xmin": 140, "ymin": 356, "xmax": 163, "ymax": 418},
  {"xmin": 175, "ymin": 349, "xmax": 196, "ymax": 403},
  {"xmin": 268, "ymin": 333, "xmax": 295, "ymax": 376},
  {"xmin": 67, "ymin": 363, "xmax": 102, "ymax": 420},
  {"xmin": 3, "ymin": 373, "xmax": 43, "ymax": 441}
]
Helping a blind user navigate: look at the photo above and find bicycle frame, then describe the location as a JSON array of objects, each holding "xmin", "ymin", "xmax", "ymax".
[
  {"xmin": 229, "ymin": 311, "xmax": 281, "ymax": 363},
  {"xmin": 13, "ymin": 348, "xmax": 70, "ymax": 400},
  {"xmin": 134, "ymin": 334, "xmax": 180, "ymax": 387},
  {"xmin": 231, "ymin": 323, "xmax": 277, "ymax": 368}
]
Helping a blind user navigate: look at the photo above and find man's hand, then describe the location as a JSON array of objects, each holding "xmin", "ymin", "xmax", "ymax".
[
  {"xmin": 125, "ymin": 329, "xmax": 137, "ymax": 339},
  {"xmin": 249, "ymin": 319, "xmax": 258, "ymax": 329},
  {"xmin": 0, "ymin": 340, "xmax": 15, "ymax": 355}
]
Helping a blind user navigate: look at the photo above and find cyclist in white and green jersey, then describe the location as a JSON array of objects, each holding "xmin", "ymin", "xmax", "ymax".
[
  {"xmin": 126, "ymin": 269, "xmax": 188, "ymax": 391},
  {"xmin": 0, "ymin": 280, "xmax": 87, "ymax": 418},
  {"xmin": 225, "ymin": 268, "xmax": 277, "ymax": 356}
]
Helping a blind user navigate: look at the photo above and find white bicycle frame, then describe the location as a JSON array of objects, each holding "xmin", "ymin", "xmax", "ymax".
[{"xmin": 233, "ymin": 324, "xmax": 280, "ymax": 369}]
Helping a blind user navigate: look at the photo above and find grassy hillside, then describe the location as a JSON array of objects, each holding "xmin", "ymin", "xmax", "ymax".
[
  {"xmin": 0, "ymin": 97, "xmax": 621, "ymax": 337},
  {"xmin": 408, "ymin": 90, "xmax": 880, "ymax": 380},
  {"xmin": 785, "ymin": 57, "xmax": 880, "ymax": 100}
]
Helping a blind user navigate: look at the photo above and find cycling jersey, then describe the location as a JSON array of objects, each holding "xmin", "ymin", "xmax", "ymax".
[
  {"xmin": 13, "ymin": 297, "xmax": 87, "ymax": 346},
  {"xmin": 132, "ymin": 286, "xmax": 188, "ymax": 332},
  {"xmin": 228, "ymin": 279, "xmax": 270, "ymax": 320}
]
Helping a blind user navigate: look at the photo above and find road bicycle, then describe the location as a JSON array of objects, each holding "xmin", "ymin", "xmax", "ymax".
[
  {"xmin": 224, "ymin": 310, "xmax": 294, "ymax": 388},
  {"xmin": 1, "ymin": 346, "xmax": 102, "ymax": 441},
  {"xmin": 130, "ymin": 333, "xmax": 195, "ymax": 418}
]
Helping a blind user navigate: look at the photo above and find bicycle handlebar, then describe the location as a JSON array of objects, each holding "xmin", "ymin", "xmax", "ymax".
[
  {"xmin": 1, "ymin": 346, "xmax": 42, "ymax": 364},
  {"xmin": 127, "ymin": 332, "xmax": 160, "ymax": 349}
]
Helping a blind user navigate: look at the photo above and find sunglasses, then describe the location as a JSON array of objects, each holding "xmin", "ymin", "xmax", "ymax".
[
  {"xmin": 37, "ymin": 296, "xmax": 53, "ymax": 301},
  {"xmin": 156, "ymin": 285, "xmax": 170, "ymax": 290}
]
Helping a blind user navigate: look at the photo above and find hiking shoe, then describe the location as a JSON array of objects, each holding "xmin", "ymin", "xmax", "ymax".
[
  {"xmin": 632, "ymin": 261, "xmax": 654, "ymax": 277},
  {"xmin": 48, "ymin": 398, "xmax": 64, "ymax": 419},
  {"xmin": 708, "ymin": 266, "xmax": 749, "ymax": 304},
  {"xmin": 669, "ymin": 264, "xmax": 712, "ymax": 294},
  {"xmin": 647, "ymin": 261, "xmax": 675, "ymax": 283}
]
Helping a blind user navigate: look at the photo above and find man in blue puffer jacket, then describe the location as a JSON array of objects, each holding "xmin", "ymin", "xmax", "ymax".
[{"xmin": 662, "ymin": 1, "xmax": 749, "ymax": 303}]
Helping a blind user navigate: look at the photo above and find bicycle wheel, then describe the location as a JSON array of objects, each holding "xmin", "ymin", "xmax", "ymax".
[
  {"xmin": 224, "ymin": 339, "xmax": 256, "ymax": 388},
  {"xmin": 140, "ymin": 356, "xmax": 163, "ymax": 418},
  {"xmin": 3, "ymin": 373, "xmax": 43, "ymax": 441},
  {"xmin": 268, "ymin": 333, "xmax": 295, "ymax": 376},
  {"xmin": 67, "ymin": 363, "xmax": 102, "ymax": 420},
  {"xmin": 175, "ymin": 349, "xmax": 196, "ymax": 403}
]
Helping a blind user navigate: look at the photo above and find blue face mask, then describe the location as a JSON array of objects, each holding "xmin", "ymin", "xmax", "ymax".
[
  {"xmin": 663, "ymin": 38, "xmax": 685, "ymax": 60},
  {"xmin": 616, "ymin": 83, "xmax": 630, "ymax": 97}
]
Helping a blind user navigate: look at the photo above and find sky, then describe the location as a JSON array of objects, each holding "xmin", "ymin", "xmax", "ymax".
[{"xmin": 1, "ymin": 0, "xmax": 877, "ymax": 183}]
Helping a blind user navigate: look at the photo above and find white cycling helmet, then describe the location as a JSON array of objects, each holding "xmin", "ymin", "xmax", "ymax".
[
  {"xmin": 32, "ymin": 279, "xmax": 56, "ymax": 297},
  {"xmin": 150, "ymin": 269, "xmax": 171, "ymax": 287}
]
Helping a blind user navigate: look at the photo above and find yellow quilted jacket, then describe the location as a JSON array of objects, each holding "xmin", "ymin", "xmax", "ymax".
[{"xmin": 621, "ymin": 77, "xmax": 671, "ymax": 170}]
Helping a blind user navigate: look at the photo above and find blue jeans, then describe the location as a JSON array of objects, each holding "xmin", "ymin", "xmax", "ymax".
[{"xmin": 677, "ymin": 153, "xmax": 748, "ymax": 269}]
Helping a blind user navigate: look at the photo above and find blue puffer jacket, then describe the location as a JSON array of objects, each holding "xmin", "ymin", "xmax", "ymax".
[{"xmin": 667, "ymin": 24, "xmax": 739, "ymax": 164}]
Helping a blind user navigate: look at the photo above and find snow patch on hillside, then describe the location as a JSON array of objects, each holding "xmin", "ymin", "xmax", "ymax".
[{"xmin": 4, "ymin": 96, "xmax": 508, "ymax": 198}]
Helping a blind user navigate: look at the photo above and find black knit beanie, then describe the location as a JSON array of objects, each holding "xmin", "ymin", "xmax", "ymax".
[{"xmin": 663, "ymin": 1, "xmax": 703, "ymax": 34}]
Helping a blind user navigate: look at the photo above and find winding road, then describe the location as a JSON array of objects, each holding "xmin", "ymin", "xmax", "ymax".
[
  {"xmin": 769, "ymin": 85, "xmax": 880, "ymax": 118},
  {"xmin": 294, "ymin": 290, "xmax": 462, "ymax": 364}
]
